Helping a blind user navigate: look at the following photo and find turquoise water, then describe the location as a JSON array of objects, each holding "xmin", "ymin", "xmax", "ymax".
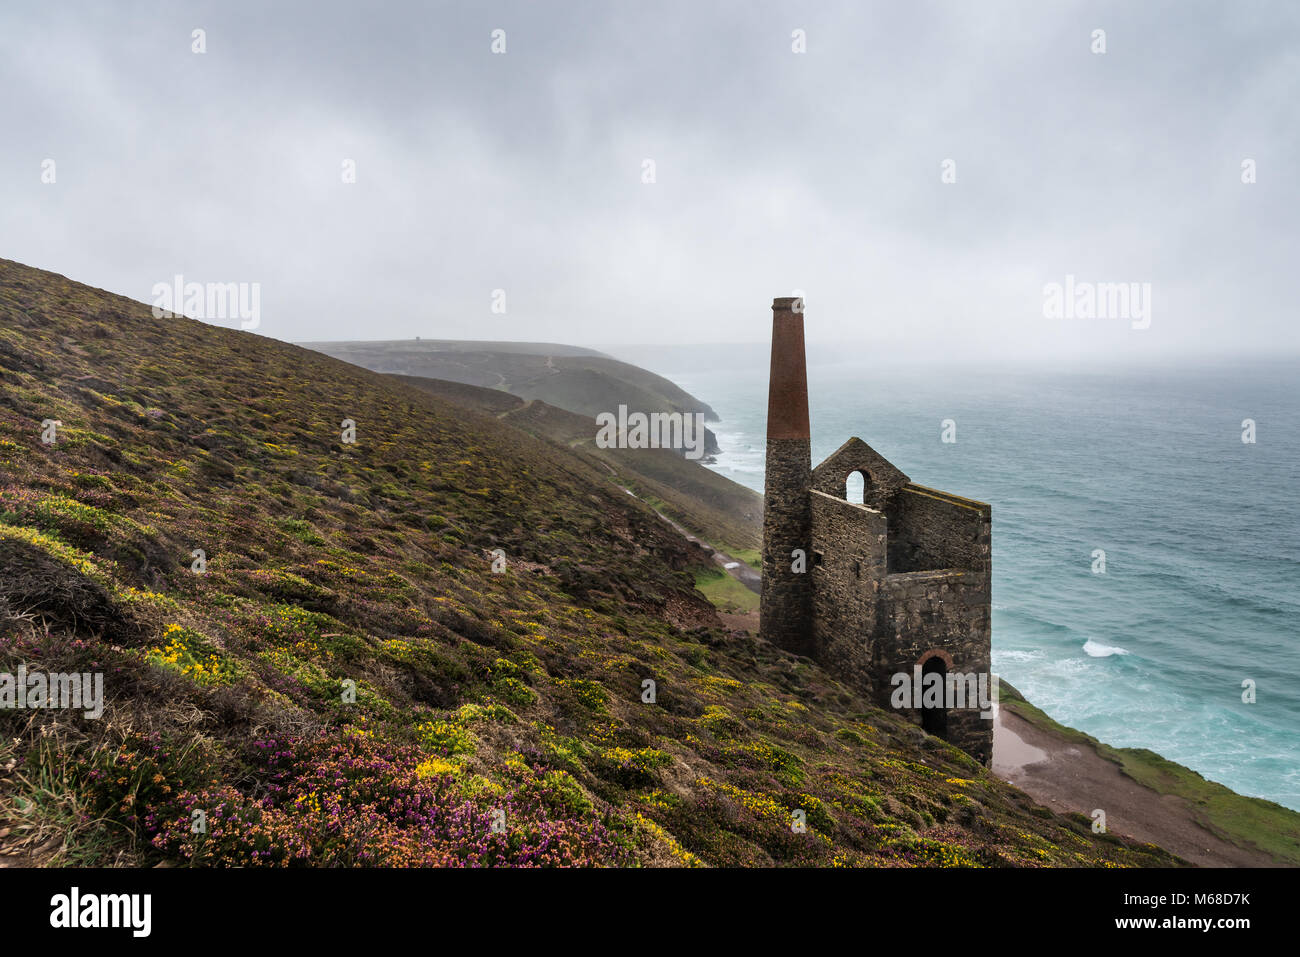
[{"xmin": 623, "ymin": 349, "xmax": 1300, "ymax": 811}]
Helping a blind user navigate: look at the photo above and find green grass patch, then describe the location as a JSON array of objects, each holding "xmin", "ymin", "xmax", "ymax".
[{"xmin": 692, "ymin": 565, "xmax": 759, "ymax": 614}]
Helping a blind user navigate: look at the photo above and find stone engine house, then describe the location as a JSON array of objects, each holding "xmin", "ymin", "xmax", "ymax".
[{"xmin": 759, "ymin": 297, "xmax": 994, "ymax": 764}]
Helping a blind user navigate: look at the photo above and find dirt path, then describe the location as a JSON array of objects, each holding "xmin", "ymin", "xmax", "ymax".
[
  {"xmin": 994, "ymin": 705, "xmax": 1279, "ymax": 867},
  {"xmin": 497, "ymin": 397, "xmax": 532, "ymax": 418},
  {"xmin": 639, "ymin": 498, "xmax": 760, "ymax": 594},
  {"xmin": 664, "ymin": 518, "xmax": 760, "ymax": 593}
]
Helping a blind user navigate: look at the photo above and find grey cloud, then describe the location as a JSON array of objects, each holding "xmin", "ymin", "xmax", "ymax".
[{"xmin": 1, "ymin": 0, "xmax": 1296, "ymax": 360}]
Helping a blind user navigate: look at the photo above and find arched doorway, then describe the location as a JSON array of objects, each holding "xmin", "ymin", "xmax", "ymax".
[{"xmin": 920, "ymin": 656, "xmax": 948, "ymax": 737}]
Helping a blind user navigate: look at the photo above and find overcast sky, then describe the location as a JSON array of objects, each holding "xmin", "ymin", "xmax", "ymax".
[{"xmin": 2, "ymin": 1, "xmax": 1296, "ymax": 361}]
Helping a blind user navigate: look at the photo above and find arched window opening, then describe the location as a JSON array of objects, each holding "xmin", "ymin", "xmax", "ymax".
[{"xmin": 845, "ymin": 470, "xmax": 866, "ymax": 505}]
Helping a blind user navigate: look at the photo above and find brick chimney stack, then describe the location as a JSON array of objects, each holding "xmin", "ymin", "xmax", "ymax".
[{"xmin": 760, "ymin": 297, "xmax": 813, "ymax": 655}]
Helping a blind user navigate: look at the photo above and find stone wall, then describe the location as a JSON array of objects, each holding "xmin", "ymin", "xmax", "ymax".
[
  {"xmin": 873, "ymin": 568, "xmax": 993, "ymax": 763},
  {"xmin": 810, "ymin": 437, "xmax": 910, "ymax": 511},
  {"xmin": 794, "ymin": 477, "xmax": 994, "ymax": 764},
  {"xmin": 808, "ymin": 490, "xmax": 886, "ymax": 690},
  {"xmin": 886, "ymin": 484, "xmax": 991, "ymax": 574}
]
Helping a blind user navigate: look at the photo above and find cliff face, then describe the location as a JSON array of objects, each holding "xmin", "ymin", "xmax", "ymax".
[{"xmin": 0, "ymin": 258, "xmax": 1181, "ymax": 867}]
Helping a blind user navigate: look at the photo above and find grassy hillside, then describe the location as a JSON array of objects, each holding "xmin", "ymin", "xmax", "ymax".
[
  {"xmin": 304, "ymin": 339, "xmax": 721, "ymax": 454},
  {"xmin": 0, "ymin": 258, "xmax": 1180, "ymax": 867},
  {"xmin": 394, "ymin": 374, "xmax": 761, "ymax": 555}
]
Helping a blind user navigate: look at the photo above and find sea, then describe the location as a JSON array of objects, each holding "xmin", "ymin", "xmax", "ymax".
[{"xmin": 610, "ymin": 345, "xmax": 1300, "ymax": 812}]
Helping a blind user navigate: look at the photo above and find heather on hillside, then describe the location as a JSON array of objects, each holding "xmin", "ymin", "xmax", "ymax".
[{"xmin": 0, "ymin": 259, "xmax": 1179, "ymax": 867}]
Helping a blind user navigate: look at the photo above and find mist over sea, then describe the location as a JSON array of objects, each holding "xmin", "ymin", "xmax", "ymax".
[{"xmin": 611, "ymin": 345, "xmax": 1300, "ymax": 811}]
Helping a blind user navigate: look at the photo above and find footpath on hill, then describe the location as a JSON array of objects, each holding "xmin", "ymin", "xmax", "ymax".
[
  {"xmin": 994, "ymin": 701, "xmax": 1284, "ymax": 867},
  {"xmin": 639, "ymin": 497, "xmax": 761, "ymax": 594}
]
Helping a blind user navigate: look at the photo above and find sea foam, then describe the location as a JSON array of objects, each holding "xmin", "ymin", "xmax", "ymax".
[{"xmin": 1082, "ymin": 639, "xmax": 1130, "ymax": 658}]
